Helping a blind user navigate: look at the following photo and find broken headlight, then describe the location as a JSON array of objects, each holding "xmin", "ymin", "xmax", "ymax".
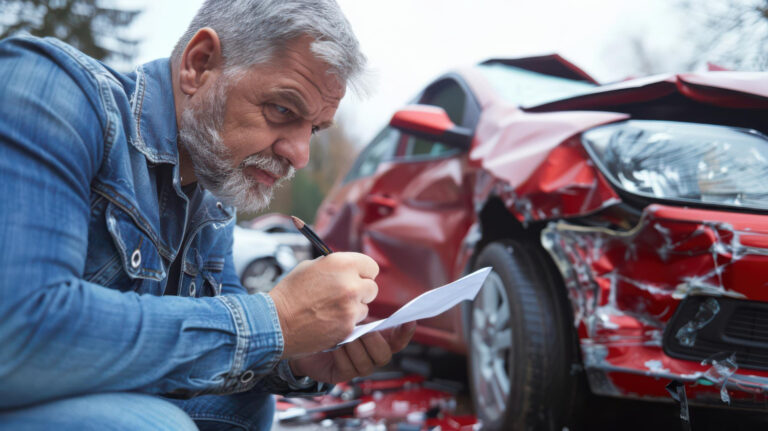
[{"xmin": 582, "ymin": 120, "xmax": 768, "ymax": 210}]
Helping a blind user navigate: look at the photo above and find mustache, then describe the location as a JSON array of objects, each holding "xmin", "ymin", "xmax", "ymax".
[{"xmin": 240, "ymin": 152, "xmax": 295, "ymax": 180}]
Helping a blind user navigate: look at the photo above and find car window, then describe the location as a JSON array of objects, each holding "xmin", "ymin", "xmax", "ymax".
[
  {"xmin": 390, "ymin": 79, "xmax": 469, "ymax": 161},
  {"xmin": 402, "ymin": 135, "xmax": 460, "ymax": 159},
  {"xmin": 343, "ymin": 127, "xmax": 400, "ymax": 183},
  {"xmin": 419, "ymin": 80, "xmax": 466, "ymax": 126}
]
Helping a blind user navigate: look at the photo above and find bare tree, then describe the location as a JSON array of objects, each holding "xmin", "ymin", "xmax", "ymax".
[
  {"xmin": 681, "ymin": 0, "xmax": 768, "ymax": 70},
  {"xmin": 0, "ymin": 0, "xmax": 141, "ymax": 63}
]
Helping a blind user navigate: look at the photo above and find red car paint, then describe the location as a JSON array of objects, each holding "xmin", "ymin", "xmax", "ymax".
[{"xmin": 314, "ymin": 55, "xmax": 768, "ymax": 408}]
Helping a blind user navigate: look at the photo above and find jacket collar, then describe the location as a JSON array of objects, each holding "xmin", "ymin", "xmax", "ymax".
[{"xmin": 130, "ymin": 58, "xmax": 180, "ymax": 165}]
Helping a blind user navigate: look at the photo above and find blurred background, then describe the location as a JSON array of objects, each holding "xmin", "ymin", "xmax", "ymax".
[{"xmin": 2, "ymin": 0, "xmax": 765, "ymax": 223}]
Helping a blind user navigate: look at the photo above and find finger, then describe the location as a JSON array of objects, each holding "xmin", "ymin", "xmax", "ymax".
[
  {"xmin": 358, "ymin": 278, "xmax": 378, "ymax": 304},
  {"xmin": 360, "ymin": 332, "xmax": 392, "ymax": 367},
  {"xmin": 352, "ymin": 253, "xmax": 379, "ymax": 280},
  {"xmin": 344, "ymin": 340, "xmax": 375, "ymax": 377},
  {"xmin": 331, "ymin": 346, "xmax": 357, "ymax": 383},
  {"xmin": 383, "ymin": 322, "xmax": 417, "ymax": 353}
]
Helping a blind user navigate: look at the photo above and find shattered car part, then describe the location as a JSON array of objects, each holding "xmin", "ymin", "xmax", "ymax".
[
  {"xmin": 542, "ymin": 204, "xmax": 768, "ymax": 405},
  {"xmin": 276, "ymin": 374, "xmax": 479, "ymax": 431},
  {"xmin": 674, "ymin": 298, "xmax": 720, "ymax": 348}
]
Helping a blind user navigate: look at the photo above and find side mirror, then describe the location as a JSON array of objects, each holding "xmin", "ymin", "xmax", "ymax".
[{"xmin": 389, "ymin": 105, "xmax": 473, "ymax": 150}]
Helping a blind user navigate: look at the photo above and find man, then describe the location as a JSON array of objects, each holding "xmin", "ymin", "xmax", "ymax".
[{"xmin": 0, "ymin": 0, "xmax": 414, "ymax": 429}]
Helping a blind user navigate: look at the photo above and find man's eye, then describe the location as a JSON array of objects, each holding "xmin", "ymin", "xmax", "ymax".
[
  {"xmin": 265, "ymin": 104, "xmax": 299, "ymax": 124},
  {"xmin": 273, "ymin": 104, "xmax": 292, "ymax": 116}
]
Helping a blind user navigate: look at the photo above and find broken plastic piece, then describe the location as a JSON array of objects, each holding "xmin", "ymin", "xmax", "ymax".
[
  {"xmin": 701, "ymin": 353, "xmax": 738, "ymax": 404},
  {"xmin": 675, "ymin": 297, "xmax": 721, "ymax": 347},
  {"xmin": 665, "ymin": 380, "xmax": 691, "ymax": 431}
]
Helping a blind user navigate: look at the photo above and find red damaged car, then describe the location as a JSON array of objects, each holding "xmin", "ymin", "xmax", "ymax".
[{"xmin": 313, "ymin": 55, "xmax": 768, "ymax": 430}]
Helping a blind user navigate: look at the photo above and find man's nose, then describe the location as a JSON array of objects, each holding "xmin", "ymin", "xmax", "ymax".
[{"xmin": 272, "ymin": 125, "xmax": 311, "ymax": 170}]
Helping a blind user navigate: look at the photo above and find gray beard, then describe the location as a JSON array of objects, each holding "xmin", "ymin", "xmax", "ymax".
[{"xmin": 178, "ymin": 80, "xmax": 295, "ymax": 213}]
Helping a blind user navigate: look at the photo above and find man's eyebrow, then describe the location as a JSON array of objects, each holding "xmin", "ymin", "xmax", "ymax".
[
  {"xmin": 315, "ymin": 120, "xmax": 335, "ymax": 131},
  {"xmin": 268, "ymin": 89, "xmax": 310, "ymax": 117}
]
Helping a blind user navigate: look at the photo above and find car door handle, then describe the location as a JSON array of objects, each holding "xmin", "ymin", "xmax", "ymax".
[
  {"xmin": 365, "ymin": 194, "xmax": 398, "ymax": 209},
  {"xmin": 364, "ymin": 194, "xmax": 398, "ymax": 219}
]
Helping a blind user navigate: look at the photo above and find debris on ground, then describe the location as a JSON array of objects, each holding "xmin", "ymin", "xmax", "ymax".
[{"xmin": 276, "ymin": 371, "xmax": 480, "ymax": 431}]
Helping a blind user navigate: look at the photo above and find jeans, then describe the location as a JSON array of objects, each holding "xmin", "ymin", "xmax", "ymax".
[{"xmin": 0, "ymin": 390, "xmax": 275, "ymax": 430}]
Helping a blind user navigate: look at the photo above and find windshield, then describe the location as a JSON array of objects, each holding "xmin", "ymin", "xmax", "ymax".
[{"xmin": 476, "ymin": 63, "xmax": 596, "ymax": 107}]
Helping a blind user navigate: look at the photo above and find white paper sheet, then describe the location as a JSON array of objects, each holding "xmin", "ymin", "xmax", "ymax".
[{"xmin": 338, "ymin": 267, "xmax": 492, "ymax": 345}]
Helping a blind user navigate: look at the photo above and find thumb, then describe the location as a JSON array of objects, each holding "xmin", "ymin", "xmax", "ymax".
[{"xmin": 383, "ymin": 321, "xmax": 417, "ymax": 353}]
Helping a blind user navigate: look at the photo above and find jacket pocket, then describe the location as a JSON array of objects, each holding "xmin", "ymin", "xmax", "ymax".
[
  {"xmin": 105, "ymin": 203, "xmax": 166, "ymax": 282},
  {"xmin": 201, "ymin": 256, "xmax": 225, "ymax": 296}
]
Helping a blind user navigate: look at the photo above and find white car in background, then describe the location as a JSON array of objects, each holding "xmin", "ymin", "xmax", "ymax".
[
  {"xmin": 240, "ymin": 213, "xmax": 313, "ymax": 261},
  {"xmin": 232, "ymin": 225, "xmax": 299, "ymax": 294}
]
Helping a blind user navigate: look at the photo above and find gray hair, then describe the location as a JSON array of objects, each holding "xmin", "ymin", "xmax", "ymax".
[{"xmin": 172, "ymin": 0, "xmax": 366, "ymax": 93}]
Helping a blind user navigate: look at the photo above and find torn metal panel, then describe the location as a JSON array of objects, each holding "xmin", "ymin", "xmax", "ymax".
[
  {"xmin": 469, "ymin": 108, "xmax": 626, "ymax": 223},
  {"xmin": 541, "ymin": 203, "xmax": 768, "ymax": 403},
  {"xmin": 525, "ymin": 72, "xmax": 768, "ymax": 112},
  {"xmin": 511, "ymin": 138, "xmax": 621, "ymax": 223}
]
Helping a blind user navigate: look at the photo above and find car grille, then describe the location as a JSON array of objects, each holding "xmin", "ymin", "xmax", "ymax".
[
  {"xmin": 664, "ymin": 296, "xmax": 768, "ymax": 371},
  {"xmin": 724, "ymin": 306, "xmax": 768, "ymax": 343}
]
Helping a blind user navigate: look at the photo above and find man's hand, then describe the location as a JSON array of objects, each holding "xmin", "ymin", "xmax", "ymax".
[
  {"xmin": 289, "ymin": 322, "xmax": 416, "ymax": 384},
  {"xmin": 268, "ymin": 252, "xmax": 379, "ymax": 357}
]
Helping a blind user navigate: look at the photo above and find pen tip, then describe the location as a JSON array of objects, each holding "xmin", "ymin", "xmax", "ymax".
[{"xmin": 290, "ymin": 215, "xmax": 305, "ymax": 230}]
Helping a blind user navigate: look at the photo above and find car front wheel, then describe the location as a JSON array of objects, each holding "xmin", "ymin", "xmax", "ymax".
[{"xmin": 468, "ymin": 239, "xmax": 585, "ymax": 430}]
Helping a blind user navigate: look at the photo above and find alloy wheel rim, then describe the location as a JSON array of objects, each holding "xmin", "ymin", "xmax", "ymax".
[
  {"xmin": 470, "ymin": 271, "xmax": 512, "ymax": 424},
  {"xmin": 243, "ymin": 261, "xmax": 280, "ymax": 293}
]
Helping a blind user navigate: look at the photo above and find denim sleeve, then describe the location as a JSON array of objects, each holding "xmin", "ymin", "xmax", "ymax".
[
  {"xmin": 218, "ymin": 226, "xmax": 332, "ymax": 396},
  {"xmin": 0, "ymin": 37, "xmax": 285, "ymax": 409},
  {"xmin": 220, "ymin": 232, "xmax": 249, "ymax": 296}
]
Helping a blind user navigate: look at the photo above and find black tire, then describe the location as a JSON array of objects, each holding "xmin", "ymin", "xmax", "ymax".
[
  {"xmin": 241, "ymin": 258, "xmax": 282, "ymax": 294},
  {"xmin": 467, "ymin": 239, "xmax": 586, "ymax": 431}
]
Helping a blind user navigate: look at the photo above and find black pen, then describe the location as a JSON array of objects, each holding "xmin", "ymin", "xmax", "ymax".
[{"xmin": 291, "ymin": 215, "xmax": 333, "ymax": 256}]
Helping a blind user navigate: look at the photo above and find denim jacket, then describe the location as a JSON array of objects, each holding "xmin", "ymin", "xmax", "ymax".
[{"xmin": 0, "ymin": 36, "xmax": 323, "ymax": 409}]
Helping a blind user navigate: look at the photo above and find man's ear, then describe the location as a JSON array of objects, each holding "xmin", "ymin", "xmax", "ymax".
[{"xmin": 178, "ymin": 27, "xmax": 223, "ymax": 96}]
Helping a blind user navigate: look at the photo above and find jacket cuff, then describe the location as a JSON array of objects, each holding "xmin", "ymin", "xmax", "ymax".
[
  {"xmin": 216, "ymin": 293, "xmax": 284, "ymax": 394},
  {"xmin": 261, "ymin": 359, "xmax": 333, "ymax": 397}
]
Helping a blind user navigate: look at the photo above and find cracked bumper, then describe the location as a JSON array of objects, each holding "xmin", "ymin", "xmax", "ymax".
[{"xmin": 542, "ymin": 203, "xmax": 768, "ymax": 407}]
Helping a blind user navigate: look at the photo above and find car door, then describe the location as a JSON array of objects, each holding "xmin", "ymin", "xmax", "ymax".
[
  {"xmin": 314, "ymin": 126, "xmax": 400, "ymax": 254},
  {"xmin": 316, "ymin": 77, "xmax": 480, "ymax": 331},
  {"xmin": 361, "ymin": 79, "xmax": 480, "ymax": 332},
  {"xmin": 360, "ymin": 132, "xmax": 475, "ymax": 330}
]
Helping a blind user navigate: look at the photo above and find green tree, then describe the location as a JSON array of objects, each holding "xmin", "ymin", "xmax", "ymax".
[{"xmin": 0, "ymin": 0, "xmax": 141, "ymax": 62}]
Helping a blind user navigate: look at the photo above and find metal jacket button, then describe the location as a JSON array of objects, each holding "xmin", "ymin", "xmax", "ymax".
[
  {"xmin": 130, "ymin": 249, "xmax": 141, "ymax": 268},
  {"xmin": 240, "ymin": 370, "xmax": 255, "ymax": 383}
]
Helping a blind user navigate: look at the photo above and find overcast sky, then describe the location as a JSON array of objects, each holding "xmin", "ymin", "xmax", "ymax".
[{"xmin": 127, "ymin": 0, "xmax": 690, "ymax": 144}]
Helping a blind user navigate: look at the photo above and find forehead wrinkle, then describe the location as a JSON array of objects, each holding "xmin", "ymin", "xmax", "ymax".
[
  {"xmin": 269, "ymin": 83, "xmax": 339, "ymax": 126},
  {"xmin": 292, "ymin": 63, "xmax": 343, "ymax": 104}
]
